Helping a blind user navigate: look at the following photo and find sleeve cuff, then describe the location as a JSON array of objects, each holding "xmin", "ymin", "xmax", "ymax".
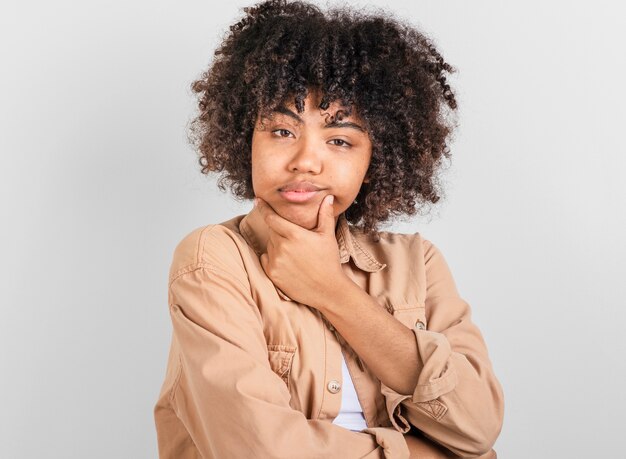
[
  {"xmin": 408, "ymin": 325, "xmax": 458, "ymax": 402},
  {"xmin": 380, "ymin": 387, "xmax": 412, "ymax": 433},
  {"xmin": 380, "ymin": 326, "xmax": 458, "ymax": 431}
]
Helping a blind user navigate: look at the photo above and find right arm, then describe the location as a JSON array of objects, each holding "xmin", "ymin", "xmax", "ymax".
[{"xmin": 167, "ymin": 263, "xmax": 409, "ymax": 458}]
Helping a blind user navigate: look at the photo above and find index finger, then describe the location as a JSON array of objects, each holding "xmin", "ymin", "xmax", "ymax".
[{"xmin": 255, "ymin": 197, "xmax": 295, "ymax": 238}]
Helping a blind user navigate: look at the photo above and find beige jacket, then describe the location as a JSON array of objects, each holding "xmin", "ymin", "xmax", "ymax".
[{"xmin": 154, "ymin": 206, "xmax": 504, "ymax": 458}]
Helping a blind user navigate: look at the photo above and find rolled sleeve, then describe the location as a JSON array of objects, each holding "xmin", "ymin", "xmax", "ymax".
[
  {"xmin": 409, "ymin": 327, "xmax": 458, "ymax": 402},
  {"xmin": 381, "ymin": 327, "xmax": 457, "ymax": 433},
  {"xmin": 380, "ymin": 239, "xmax": 505, "ymax": 458}
]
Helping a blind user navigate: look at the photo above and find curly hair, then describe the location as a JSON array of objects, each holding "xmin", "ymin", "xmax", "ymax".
[{"xmin": 188, "ymin": 0, "xmax": 459, "ymax": 236}]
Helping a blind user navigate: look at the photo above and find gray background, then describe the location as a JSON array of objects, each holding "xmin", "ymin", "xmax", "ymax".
[{"xmin": 1, "ymin": 0, "xmax": 624, "ymax": 457}]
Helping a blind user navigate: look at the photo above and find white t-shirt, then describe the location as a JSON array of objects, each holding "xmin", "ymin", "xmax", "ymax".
[{"xmin": 331, "ymin": 352, "xmax": 368, "ymax": 431}]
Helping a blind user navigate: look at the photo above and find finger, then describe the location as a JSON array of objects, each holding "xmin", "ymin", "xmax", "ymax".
[
  {"xmin": 315, "ymin": 194, "xmax": 335, "ymax": 234},
  {"xmin": 256, "ymin": 197, "xmax": 297, "ymax": 238},
  {"xmin": 267, "ymin": 234, "xmax": 277, "ymax": 252}
]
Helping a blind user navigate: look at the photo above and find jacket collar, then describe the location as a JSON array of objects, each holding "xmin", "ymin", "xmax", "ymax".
[{"xmin": 239, "ymin": 205, "xmax": 386, "ymax": 301}]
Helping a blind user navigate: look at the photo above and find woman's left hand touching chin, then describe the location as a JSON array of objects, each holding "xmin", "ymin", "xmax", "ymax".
[{"xmin": 255, "ymin": 194, "xmax": 350, "ymax": 309}]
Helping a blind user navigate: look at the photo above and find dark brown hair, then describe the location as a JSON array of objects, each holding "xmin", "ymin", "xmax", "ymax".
[{"xmin": 188, "ymin": 0, "xmax": 459, "ymax": 236}]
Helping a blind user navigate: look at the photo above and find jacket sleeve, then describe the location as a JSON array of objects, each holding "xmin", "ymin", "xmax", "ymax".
[
  {"xmin": 380, "ymin": 238, "xmax": 505, "ymax": 458},
  {"xmin": 167, "ymin": 262, "xmax": 409, "ymax": 459}
]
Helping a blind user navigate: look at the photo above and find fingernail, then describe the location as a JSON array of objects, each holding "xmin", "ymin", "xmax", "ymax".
[
  {"xmin": 254, "ymin": 197, "xmax": 258, "ymax": 207},
  {"xmin": 328, "ymin": 195, "xmax": 334, "ymax": 205}
]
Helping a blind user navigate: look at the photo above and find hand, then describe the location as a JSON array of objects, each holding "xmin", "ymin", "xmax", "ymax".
[{"xmin": 255, "ymin": 195, "xmax": 349, "ymax": 309}]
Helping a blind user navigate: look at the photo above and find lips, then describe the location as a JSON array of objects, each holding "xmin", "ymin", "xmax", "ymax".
[
  {"xmin": 279, "ymin": 190, "xmax": 321, "ymax": 203},
  {"xmin": 279, "ymin": 180, "xmax": 323, "ymax": 192}
]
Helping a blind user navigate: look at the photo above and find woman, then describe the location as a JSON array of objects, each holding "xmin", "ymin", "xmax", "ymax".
[{"xmin": 154, "ymin": 1, "xmax": 504, "ymax": 457}]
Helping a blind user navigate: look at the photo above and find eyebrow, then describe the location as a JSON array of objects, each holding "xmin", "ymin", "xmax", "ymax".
[{"xmin": 271, "ymin": 105, "xmax": 366, "ymax": 133}]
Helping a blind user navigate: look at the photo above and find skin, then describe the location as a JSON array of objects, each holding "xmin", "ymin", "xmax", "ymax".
[
  {"xmin": 250, "ymin": 87, "xmax": 372, "ymax": 308},
  {"xmin": 250, "ymin": 88, "xmax": 371, "ymax": 232}
]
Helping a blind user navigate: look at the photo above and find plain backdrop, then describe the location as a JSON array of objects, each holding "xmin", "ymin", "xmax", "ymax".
[{"xmin": 1, "ymin": 0, "xmax": 624, "ymax": 457}]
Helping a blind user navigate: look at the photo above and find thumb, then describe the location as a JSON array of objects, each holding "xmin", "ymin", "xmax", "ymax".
[{"xmin": 316, "ymin": 194, "xmax": 335, "ymax": 233}]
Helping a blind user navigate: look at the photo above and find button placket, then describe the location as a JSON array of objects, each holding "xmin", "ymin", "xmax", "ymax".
[{"xmin": 314, "ymin": 307, "xmax": 343, "ymax": 422}]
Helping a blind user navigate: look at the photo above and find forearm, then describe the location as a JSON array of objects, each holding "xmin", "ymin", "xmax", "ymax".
[
  {"xmin": 314, "ymin": 266, "xmax": 503, "ymax": 457},
  {"xmin": 314, "ymin": 276, "xmax": 420, "ymax": 396}
]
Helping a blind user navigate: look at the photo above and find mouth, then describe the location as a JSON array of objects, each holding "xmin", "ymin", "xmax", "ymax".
[{"xmin": 278, "ymin": 189, "xmax": 321, "ymax": 203}]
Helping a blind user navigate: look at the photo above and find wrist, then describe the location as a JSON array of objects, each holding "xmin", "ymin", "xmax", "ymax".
[{"xmin": 314, "ymin": 273, "xmax": 359, "ymax": 314}]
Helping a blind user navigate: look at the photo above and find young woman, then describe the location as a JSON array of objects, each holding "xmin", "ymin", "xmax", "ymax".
[{"xmin": 154, "ymin": 1, "xmax": 505, "ymax": 457}]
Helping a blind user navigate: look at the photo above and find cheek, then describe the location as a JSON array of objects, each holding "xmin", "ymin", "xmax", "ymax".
[
  {"xmin": 334, "ymin": 161, "xmax": 367, "ymax": 185},
  {"xmin": 251, "ymin": 153, "xmax": 282, "ymax": 191},
  {"xmin": 252, "ymin": 156, "xmax": 274, "ymax": 175},
  {"xmin": 250, "ymin": 142, "xmax": 266, "ymax": 175}
]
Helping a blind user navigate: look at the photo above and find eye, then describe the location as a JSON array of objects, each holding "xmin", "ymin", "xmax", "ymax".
[
  {"xmin": 271, "ymin": 129, "xmax": 294, "ymax": 138},
  {"xmin": 330, "ymin": 139, "xmax": 352, "ymax": 148}
]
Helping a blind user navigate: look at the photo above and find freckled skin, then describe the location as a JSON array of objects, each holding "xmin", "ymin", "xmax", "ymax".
[{"xmin": 251, "ymin": 89, "xmax": 372, "ymax": 231}]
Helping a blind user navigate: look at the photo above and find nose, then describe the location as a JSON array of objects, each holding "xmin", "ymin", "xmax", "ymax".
[{"xmin": 286, "ymin": 134, "xmax": 322, "ymax": 174}]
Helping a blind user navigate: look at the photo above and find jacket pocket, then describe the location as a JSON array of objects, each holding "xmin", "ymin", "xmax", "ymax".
[{"xmin": 267, "ymin": 344, "xmax": 297, "ymax": 390}]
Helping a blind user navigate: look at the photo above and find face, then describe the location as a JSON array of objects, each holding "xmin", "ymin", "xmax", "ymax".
[{"xmin": 251, "ymin": 89, "xmax": 372, "ymax": 230}]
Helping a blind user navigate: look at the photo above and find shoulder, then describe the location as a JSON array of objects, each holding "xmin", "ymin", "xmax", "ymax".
[
  {"xmin": 359, "ymin": 227, "xmax": 435, "ymax": 255},
  {"xmin": 356, "ymin": 227, "xmax": 446, "ymax": 269},
  {"xmin": 168, "ymin": 217, "xmax": 249, "ymax": 286}
]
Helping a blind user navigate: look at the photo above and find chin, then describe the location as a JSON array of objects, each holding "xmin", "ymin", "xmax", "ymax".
[{"xmin": 275, "ymin": 203, "xmax": 319, "ymax": 229}]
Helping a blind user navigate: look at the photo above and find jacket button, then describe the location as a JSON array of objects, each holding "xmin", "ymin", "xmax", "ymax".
[
  {"xmin": 416, "ymin": 321, "xmax": 426, "ymax": 330},
  {"xmin": 327, "ymin": 380, "xmax": 341, "ymax": 394}
]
